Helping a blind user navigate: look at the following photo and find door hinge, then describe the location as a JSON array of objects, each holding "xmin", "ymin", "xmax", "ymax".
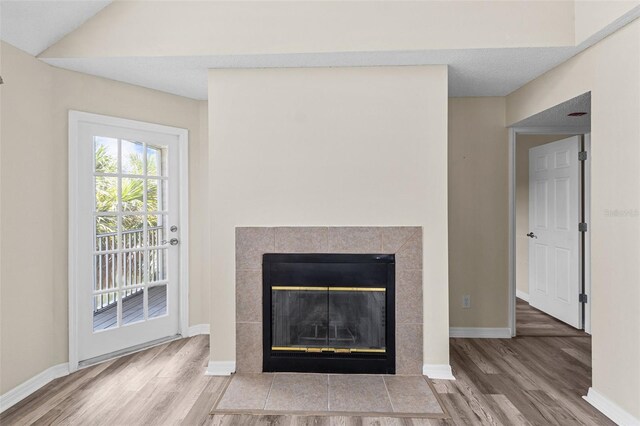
[
  {"xmin": 578, "ymin": 151, "xmax": 588, "ymax": 161},
  {"xmin": 579, "ymin": 294, "xmax": 588, "ymax": 303},
  {"xmin": 579, "ymin": 222, "xmax": 588, "ymax": 232}
]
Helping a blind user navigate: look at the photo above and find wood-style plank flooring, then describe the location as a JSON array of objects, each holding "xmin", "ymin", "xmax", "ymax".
[
  {"xmin": 2, "ymin": 307, "xmax": 609, "ymax": 425},
  {"xmin": 516, "ymin": 297, "xmax": 589, "ymax": 337}
]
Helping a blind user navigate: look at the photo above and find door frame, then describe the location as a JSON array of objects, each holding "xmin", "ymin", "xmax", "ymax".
[
  {"xmin": 68, "ymin": 110, "xmax": 189, "ymax": 372},
  {"xmin": 508, "ymin": 126, "xmax": 591, "ymax": 336}
]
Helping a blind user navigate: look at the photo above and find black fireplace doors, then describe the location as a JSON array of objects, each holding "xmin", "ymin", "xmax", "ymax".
[{"xmin": 262, "ymin": 254, "xmax": 395, "ymax": 374}]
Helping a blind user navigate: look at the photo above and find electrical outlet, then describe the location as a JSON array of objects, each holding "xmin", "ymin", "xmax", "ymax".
[{"xmin": 463, "ymin": 294, "xmax": 471, "ymax": 309}]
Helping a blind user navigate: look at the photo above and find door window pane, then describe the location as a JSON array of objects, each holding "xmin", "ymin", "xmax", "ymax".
[
  {"xmin": 123, "ymin": 251, "xmax": 145, "ymax": 287},
  {"xmin": 149, "ymin": 285, "xmax": 167, "ymax": 319},
  {"xmin": 95, "ymin": 177, "xmax": 118, "ymax": 212},
  {"xmin": 94, "ymin": 137, "xmax": 118, "ymax": 173},
  {"xmin": 122, "ymin": 215, "xmax": 145, "ymax": 249},
  {"xmin": 94, "ymin": 252, "xmax": 118, "ymax": 292},
  {"xmin": 148, "ymin": 249, "xmax": 167, "ymax": 282},
  {"xmin": 122, "ymin": 178, "xmax": 144, "ymax": 212},
  {"xmin": 160, "ymin": 180, "xmax": 168, "ymax": 211},
  {"xmin": 147, "ymin": 179, "xmax": 158, "ymax": 212},
  {"xmin": 122, "ymin": 288, "xmax": 144, "ymax": 325},
  {"xmin": 146, "ymin": 179, "xmax": 167, "ymax": 212},
  {"xmin": 121, "ymin": 140, "xmax": 144, "ymax": 175},
  {"xmin": 95, "ymin": 216, "xmax": 118, "ymax": 251},
  {"xmin": 147, "ymin": 145, "xmax": 167, "ymax": 177},
  {"xmin": 147, "ymin": 215, "xmax": 165, "ymax": 247},
  {"xmin": 94, "ymin": 292, "xmax": 118, "ymax": 331}
]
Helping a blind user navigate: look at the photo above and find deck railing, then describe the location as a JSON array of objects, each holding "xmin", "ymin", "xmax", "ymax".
[{"xmin": 94, "ymin": 226, "xmax": 163, "ymax": 312}]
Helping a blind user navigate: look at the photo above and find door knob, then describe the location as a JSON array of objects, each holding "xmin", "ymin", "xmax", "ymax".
[
  {"xmin": 169, "ymin": 238, "xmax": 179, "ymax": 246},
  {"xmin": 526, "ymin": 232, "xmax": 537, "ymax": 239}
]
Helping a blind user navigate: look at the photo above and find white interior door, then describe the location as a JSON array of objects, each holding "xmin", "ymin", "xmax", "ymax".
[
  {"xmin": 528, "ymin": 136, "xmax": 581, "ymax": 328},
  {"xmin": 73, "ymin": 115, "xmax": 182, "ymax": 362}
]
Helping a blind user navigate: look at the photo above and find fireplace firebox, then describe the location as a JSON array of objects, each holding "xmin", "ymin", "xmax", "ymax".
[{"xmin": 262, "ymin": 253, "xmax": 395, "ymax": 374}]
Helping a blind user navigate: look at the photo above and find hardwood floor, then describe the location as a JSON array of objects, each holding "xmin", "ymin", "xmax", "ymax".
[
  {"xmin": 516, "ymin": 297, "xmax": 589, "ymax": 337},
  {"xmin": 1, "ymin": 329, "xmax": 610, "ymax": 425}
]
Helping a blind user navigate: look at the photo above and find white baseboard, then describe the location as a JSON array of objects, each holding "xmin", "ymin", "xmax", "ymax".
[
  {"xmin": 205, "ymin": 361, "xmax": 236, "ymax": 376},
  {"xmin": 583, "ymin": 387, "xmax": 640, "ymax": 426},
  {"xmin": 0, "ymin": 363, "xmax": 69, "ymax": 413},
  {"xmin": 449, "ymin": 327, "xmax": 511, "ymax": 338},
  {"xmin": 516, "ymin": 289, "xmax": 530, "ymax": 302},
  {"xmin": 422, "ymin": 364, "xmax": 455, "ymax": 380},
  {"xmin": 187, "ymin": 323, "xmax": 210, "ymax": 336}
]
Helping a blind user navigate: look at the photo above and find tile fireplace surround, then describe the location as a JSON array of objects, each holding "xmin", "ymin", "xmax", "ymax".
[{"xmin": 236, "ymin": 226, "xmax": 423, "ymax": 375}]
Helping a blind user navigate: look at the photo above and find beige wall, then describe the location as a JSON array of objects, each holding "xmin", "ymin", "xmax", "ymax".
[
  {"xmin": 0, "ymin": 42, "xmax": 207, "ymax": 394},
  {"xmin": 515, "ymin": 135, "xmax": 575, "ymax": 297},
  {"xmin": 448, "ymin": 98, "xmax": 509, "ymax": 328},
  {"xmin": 507, "ymin": 19, "xmax": 640, "ymax": 419},
  {"xmin": 189, "ymin": 100, "xmax": 210, "ymax": 325},
  {"xmin": 0, "ymin": 41, "xmax": 56, "ymax": 396},
  {"xmin": 208, "ymin": 66, "xmax": 450, "ymax": 367},
  {"xmin": 41, "ymin": 1, "xmax": 574, "ymax": 58}
]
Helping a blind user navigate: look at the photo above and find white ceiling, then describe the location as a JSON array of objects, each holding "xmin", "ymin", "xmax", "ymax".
[
  {"xmin": 0, "ymin": 1, "xmax": 638, "ymax": 100},
  {"xmin": 513, "ymin": 92, "xmax": 591, "ymax": 131},
  {"xmin": 41, "ymin": 46, "xmax": 579, "ymax": 100},
  {"xmin": 0, "ymin": 0, "xmax": 112, "ymax": 56}
]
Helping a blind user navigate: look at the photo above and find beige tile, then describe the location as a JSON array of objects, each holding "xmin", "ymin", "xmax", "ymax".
[
  {"xmin": 215, "ymin": 374, "xmax": 273, "ymax": 410},
  {"xmin": 396, "ymin": 324, "xmax": 423, "ymax": 375},
  {"xmin": 384, "ymin": 376, "xmax": 443, "ymax": 414},
  {"xmin": 382, "ymin": 227, "xmax": 421, "ymax": 253},
  {"xmin": 236, "ymin": 270, "xmax": 262, "ymax": 323},
  {"xmin": 395, "ymin": 231, "xmax": 422, "ymax": 270},
  {"xmin": 327, "ymin": 227, "xmax": 382, "ymax": 253},
  {"xmin": 275, "ymin": 227, "xmax": 328, "ymax": 253},
  {"xmin": 328, "ymin": 375, "xmax": 392, "ymax": 412},
  {"xmin": 236, "ymin": 227, "xmax": 274, "ymax": 270},
  {"xmin": 264, "ymin": 374, "xmax": 328, "ymax": 412},
  {"xmin": 236, "ymin": 322, "xmax": 262, "ymax": 373},
  {"xmin": 233, "ymin": 226, "xmax": 425, "ymax": 382},
  {"xmin": 396, "ymin": 269, "xmax": 422, "ymax": 324}
]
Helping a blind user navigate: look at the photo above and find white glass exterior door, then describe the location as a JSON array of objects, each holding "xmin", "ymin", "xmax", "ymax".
[{"xmin": 73, "ymin": 116, "xmax": 182, "ymax": 362}]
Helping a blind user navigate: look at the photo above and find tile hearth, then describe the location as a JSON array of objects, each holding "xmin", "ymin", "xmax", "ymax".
[{"xmin": 211, "ymin": 373, "xmax": 445, "ymax": 417}]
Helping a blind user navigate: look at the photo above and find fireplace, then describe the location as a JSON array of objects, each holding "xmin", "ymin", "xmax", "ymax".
[{"xmin": 262, "ymin": 253, "xmax": 395, "ymax": 374}]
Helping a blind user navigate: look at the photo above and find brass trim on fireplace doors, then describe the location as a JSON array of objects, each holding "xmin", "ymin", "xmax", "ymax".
[
  {"xmin": 329, "ymin": 287, "xmax": 386, "ymax": 292},
  {"xmin": 272, "ymin": 286, "xmax": 328, "ymax": 291},
  {"xmin": 271, "ymin": 286, "xmax": 386, "ymax": 292},
  {"xmin": 271, "ymin": 346, "xmax": 386, "ymax": 354}
]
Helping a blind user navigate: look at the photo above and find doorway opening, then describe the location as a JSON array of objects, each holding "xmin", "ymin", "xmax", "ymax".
[{"xmin": 508, "ymin": 92, "xmax": 592, "ymax": 337}]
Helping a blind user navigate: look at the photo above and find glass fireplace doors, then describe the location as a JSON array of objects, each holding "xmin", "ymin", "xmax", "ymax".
[
  {"xmin": 271, "ymin": 287, "xmax": 386, "ymax": 353},
  {"xmin": 263, "ymin": 253, "xmax": 395, "ymax": 374}
]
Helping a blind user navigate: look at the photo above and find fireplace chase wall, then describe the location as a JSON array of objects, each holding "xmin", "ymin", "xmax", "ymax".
[{"xmin": 236, "ymin": 227, "xmax": 423, "ymax": 375}]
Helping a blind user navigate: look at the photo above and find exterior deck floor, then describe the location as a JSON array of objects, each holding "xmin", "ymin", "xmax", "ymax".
[{"xmin": 93, "ymin": 285, "xmax": 167, "ymax": 331}]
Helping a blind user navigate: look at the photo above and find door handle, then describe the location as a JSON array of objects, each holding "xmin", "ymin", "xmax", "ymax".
[
  {"xmin": 526, "ymin": 232, "xmax": 537, "ymax": 239},
  {"xmin": 161, "ymin": 238, "xmax": 180, "ymax": 246}
]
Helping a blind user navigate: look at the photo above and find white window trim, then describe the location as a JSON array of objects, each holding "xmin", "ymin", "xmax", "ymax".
[{"xmin": 68, "ymin": 110, "xmax": 189, "ymax": 372}]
